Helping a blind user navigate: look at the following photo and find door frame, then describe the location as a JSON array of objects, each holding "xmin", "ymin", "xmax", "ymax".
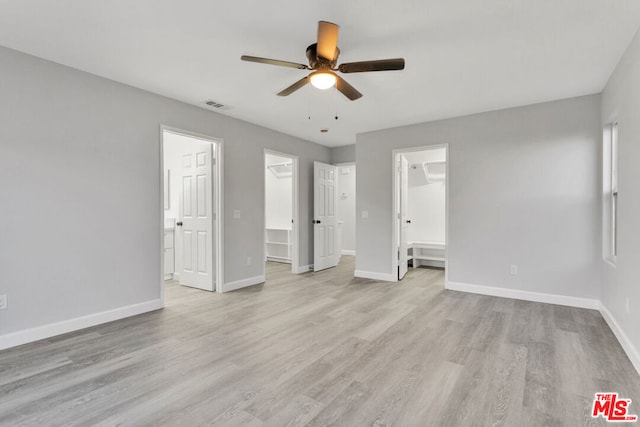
[
  {"xmin": 160, "ymin": 125, "xmax": 224, "ymax": 302},
  {"xmin": 263, "ymin": 149, "xmax": 299, "ymax": 274},
  {"xmin": 391, "ymin": 144, "xmax": 449, "ymax": 285}
]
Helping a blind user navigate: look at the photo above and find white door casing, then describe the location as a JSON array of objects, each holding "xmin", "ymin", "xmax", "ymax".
[
  {"xmin": 314, "ymin": 161, "xmax": 340, "ymax": 271},
  {"xmin": 179, "ymin": 141, "xmax": 214, "ymax": 291},
  {"xmin": 398, "ymin": 155, "xmax": 409, "ymax": 280}
]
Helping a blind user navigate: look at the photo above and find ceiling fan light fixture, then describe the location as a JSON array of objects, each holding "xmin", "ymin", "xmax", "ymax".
[{"xmin": 310, "ymin": 71, "xmax": 337, "ymax": 90}]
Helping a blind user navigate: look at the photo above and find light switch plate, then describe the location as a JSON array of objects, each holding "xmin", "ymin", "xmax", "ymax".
[
  {"xmin": 361, "ymin": 211, "xmax": 369, "ymax": 219},
  {"xmin": 233, "ymin": 210, "xmax": 241, "ymax": 219},
  {"xmin": 0, "ymin": 295, "xmax": 7, "ymax": 310}
]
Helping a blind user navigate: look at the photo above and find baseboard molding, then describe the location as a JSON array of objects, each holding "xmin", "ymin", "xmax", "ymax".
[
  {"xmin": 445, "ymin": 281, "xmax": 600, "ymax": 310},
  {"xmin": 0, "ymin": 299, "xmax": 164, "ymax": 351},
  {"xmin": 221, "ymin": 275, "xmax": 265, "ymax": 293},
  {"xmin": 341, "ymin": 250, "xmax": 356, "ymax": 256},
  {"xmin": 354, "ymin": 270, "xmax": 396, "ymax": 282},
  {"xmin": 599, "ymin": 303, "xmax": 640, "ymax": 375},
  {"xmin": 293, "ymin": 264, "xmax": 312, "ymax": 274},
  {"xmin": 266, "ymin": 257, "xmax": 291, "ymax": 264}
]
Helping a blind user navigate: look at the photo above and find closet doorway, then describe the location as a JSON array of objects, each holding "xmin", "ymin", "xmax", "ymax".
[
  {"xmin": 392, "ymin": 145, "xmax": 448, "ymax": 283},
  {"xmin": 264, "ymin": 150, "xmax": 299, "ymax": 275},
  {"xmin": 161, "ymin": 127, "xmax": 223, "ymax": 296}
]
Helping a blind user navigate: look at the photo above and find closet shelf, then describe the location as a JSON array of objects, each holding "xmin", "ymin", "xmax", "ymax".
[{"xmin": 266, "ymin": 228, "xmax": 292, "ymax": 263}]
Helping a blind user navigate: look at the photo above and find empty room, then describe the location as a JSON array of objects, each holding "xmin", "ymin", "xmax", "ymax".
[{"xmin": 1, "ymin": 1, "xmax": 640, "ymax": 426}]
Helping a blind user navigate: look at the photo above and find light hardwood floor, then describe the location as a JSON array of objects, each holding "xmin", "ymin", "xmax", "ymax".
[{"xmin": 1, "ymin": 256, "xmax": 639, "ymax": 426}]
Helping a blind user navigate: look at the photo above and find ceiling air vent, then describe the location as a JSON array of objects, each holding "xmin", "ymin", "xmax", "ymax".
[{"xmin": 205, "ymin": 100, "xmax": 225, "ymax": 109}]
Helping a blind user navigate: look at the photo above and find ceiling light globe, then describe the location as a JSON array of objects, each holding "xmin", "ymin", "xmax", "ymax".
[{"xmin": 310, "ymin": 71, "xmax": 337, "ymax": 90}]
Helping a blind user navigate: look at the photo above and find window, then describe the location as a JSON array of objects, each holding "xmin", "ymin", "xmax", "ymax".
[{"xmin": 604, "ymin": 122, "xmax": 619, "ymax": 264}]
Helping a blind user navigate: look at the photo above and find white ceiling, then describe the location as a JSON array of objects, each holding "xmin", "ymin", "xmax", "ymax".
[{"xmin": 1, "ymin": 1, "xmax": 639, "ymax": 147}]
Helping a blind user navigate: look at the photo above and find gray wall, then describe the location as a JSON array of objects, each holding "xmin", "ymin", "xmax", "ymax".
[
  {"xmin": 0, "ymin": 46, "xmax": 329, "ymax": 336},
  {"xmin": 601, "ymin": 29, "xmax": 640, "ymax": 361},
  {"xmin": 330, "ymin": 144, "xmax": 356, "ymax": 164},
  {"xmin": 356, "ymin": 94, "xmax": 602, "ymax": 299}
]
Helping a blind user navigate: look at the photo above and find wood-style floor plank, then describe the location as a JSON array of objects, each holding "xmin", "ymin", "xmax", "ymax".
[{"xmin": 1, "ymin": 256, "xmax": 639, "ymax": 426}]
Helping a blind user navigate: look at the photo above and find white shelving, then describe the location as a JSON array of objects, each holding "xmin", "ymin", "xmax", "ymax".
[
  {"xmin": 408, "ymin": 241, "xmax": 445, "ymax": 268},
  {"xmin": 266, "ymin": 228, "xmax": 292, "ymax": 263},
  {"xmin": 164, "ymin": 228, "xmax": 175, "ymax": 280}
]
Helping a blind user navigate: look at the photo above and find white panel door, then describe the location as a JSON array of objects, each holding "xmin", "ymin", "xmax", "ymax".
[
  {"xmin": 398, "ymin": 155, "xmax": 409, "ymax": 280},
  {"xmin": 178, "ymin": 141, "xmax": 214, "ymax": 291},
  {"xmin": 314, "ymin": 161, "xmax": 339, "ymax": 271}
]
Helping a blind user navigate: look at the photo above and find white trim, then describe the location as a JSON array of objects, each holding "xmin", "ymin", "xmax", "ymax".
[
  {"xmin": 215, "ymin": 140, "xmax": 225, "ymax": 293},
  {"xmin": 599, "ymin": 303, "xmax": 640, "ymax": 375},
  {"xmin": 0, "ymin": 299, "xmax": 163, "ymax": 351},
  {"xmin": 354, "ymin": 270, "xmax": 396, "ymax": 282},
  {"xmin": 341, "ymin": 250, "xmax": 356, "ymax": 256},
  {"xmin": 292, "ymin": 264, "xmax": 312, "ymax": 274},
  {"xmin": 446, "ymin": 281, "xmax": 600, "ymax": 310},
  {"xmin": 221, "ymin": 275, "xmax": 265, "ymax": 293}
]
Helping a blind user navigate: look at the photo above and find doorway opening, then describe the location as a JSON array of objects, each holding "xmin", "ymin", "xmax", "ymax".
[
  {"xmin": 336, "ymin": 162, "xmax": 356, "ymax": 260},
  {"xmin": 264, "ymin": 150, "xmax": 299, "ymax": 277},
  {"xmin": 161, "ymin": 127, "xmax": 223, "ymax": 298},
  {"xmin": 392, "ymin": 145, "xmax": 448, "ymax": 282}
]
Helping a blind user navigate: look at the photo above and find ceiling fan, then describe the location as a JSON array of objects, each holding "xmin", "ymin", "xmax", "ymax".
[{"xmin": 241, "ymin": 21, "xmax": 405, "ymax": 101}]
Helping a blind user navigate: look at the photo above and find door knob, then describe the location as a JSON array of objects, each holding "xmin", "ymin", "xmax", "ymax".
[{"xmin": 176, "ymin": 221, "xmax": 183, "ymax": 227}]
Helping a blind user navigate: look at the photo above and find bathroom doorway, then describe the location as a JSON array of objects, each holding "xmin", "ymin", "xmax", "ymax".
[{"xmin": 161, "ymin": 127, "xmax": 223, "ymax": 296}]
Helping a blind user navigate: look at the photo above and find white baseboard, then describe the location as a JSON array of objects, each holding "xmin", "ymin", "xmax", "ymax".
[
  {"xmin": 221, "ymin": 275, "xmax": 265, "ymax": 293},
  {"xmin": 446, "ymin": 281, "xmax": 600, "ymax": 310},
  {"xmin": 355, "ymin": 270, "xmax": 396, "ymax": 282},
  {"xmin": 293, "ymin": 264, "xmax": 312, "ymax": 274},
  {"xmin": 599, "ymin": 303, "xmax": 640, "ymax": 375},
  {"xmin": 0, "ymin": 299, "xmax": 164, "ymax": 351},
  {"xmin": 341, "ymin": 250, "xmax": 356, "ymax": 256}
]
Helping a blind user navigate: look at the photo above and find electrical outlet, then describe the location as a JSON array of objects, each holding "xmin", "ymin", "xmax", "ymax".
[
  {"xmin": 0, "ymin": 294, "xmax": 7, "ymax": 310},
  {"xmin": 626, "ymin": 298, "xmax": 630, "ymax": 314},
  {"xmin": 510, "ymin": 264, "xmax": 518, "ymax": 275},
  {"xmin": 246, "ymin": 256, "xmax": 252, "ymax": 266}
]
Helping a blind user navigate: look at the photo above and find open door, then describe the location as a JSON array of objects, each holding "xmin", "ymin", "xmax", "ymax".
[
  {"xmin": 398, "ymin": 155, "xmax": 409, "ymax": 280},
  {"xmin": 178, "ymin": 140, "xmax": 214, "ymax": 291},
  {"xmin": 314, "ymin": 161, "xmax": 340, "ymax": 271}
]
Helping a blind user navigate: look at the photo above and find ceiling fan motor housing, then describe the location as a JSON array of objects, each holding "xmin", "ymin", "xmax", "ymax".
[{"xmin": 306, "ymin": 43, "xmax": 339, "ymax": 70}]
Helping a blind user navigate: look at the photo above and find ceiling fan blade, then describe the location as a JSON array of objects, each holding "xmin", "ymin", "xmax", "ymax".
[
  {"xmin": 317, "ymin": 21, "xmax": 339, "ymax": 61},
  {"xmin": 335, "ymin": 75, "xmax": 362, "ymax": 101},
  {"xmin": 277, "ymin": 76, "xmax": 310, "ymax": 96},
  {"xmin": 241, "ymin": 55, "xmax": 310, "ymax": 70},
  {"xmin": 338, "ymin": 58, "xmax": 405, "ymax": 73}
]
